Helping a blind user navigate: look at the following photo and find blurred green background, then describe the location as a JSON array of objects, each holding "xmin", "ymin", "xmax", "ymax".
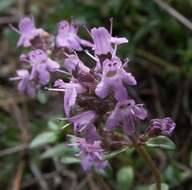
[{"xmin": 0, "ymin": 0, "xmax": 192, "ymax": 189}]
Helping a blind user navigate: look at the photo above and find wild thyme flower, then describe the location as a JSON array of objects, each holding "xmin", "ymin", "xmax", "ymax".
[
  {"xmin": 53, "ymin": 79, "xmax": 86, "ymax": 116},
  {"xmin": 147, "ymin": 117, "xmax": 176, "ymax": 136},
  {"xmin": 95, "ymin": 57, "xmax": 136, "ymax": 101},
  {"xmin": 56, "ymin": 20, "xmax": 82, "ymax": 51},
  {"xmin": 106, "ymin": 99, "xmax": 147, "ymax": 135},
  {"xmin": 90, "ymin": 26, "xmax": 128, "ymax": 56},
  {"xmin": 11, "ymin": 69, "xmax": 36, "ymax": 97},
  {"xmin": 11, "ymin": 17, "xmax": 176, "ymax": 178},
  {"xmin": 73, "ymin": 138, "xmax": 107, "ymax": 170},
  {"xmin": 69, "ymin": 111, "xmax": 100, "ymax": 143},
  {"xmin": 27, "ymin": 49, "xmax": 60, "ymax": 85},
  {"xmin": 64, "ymin": 53, "xmax": 90, "ymax": 73},
  {"xmin": 13, "ymin": 17, "xmax": 47, "ymax": 47},
  {"xmin": 70, "ymin": 111, "xmax": 96, "ymax": 132}
]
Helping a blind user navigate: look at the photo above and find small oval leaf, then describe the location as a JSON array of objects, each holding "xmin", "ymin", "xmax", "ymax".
[
  {"xmin": 145, "ymin": 136, "xmax": 176, "ymax": 150},
  {"xmin": 41, "ymin": 144, "xmax": 77, "ymax": 159},
  {"xmin": 104, "ymin": 147, "xmax": 130, "ymax": 160},
  {"xmin": 149, "ymin": 183, "xmax": 169, "ymax": 190},
  {"xmin": 30, "ymin": 132, "xmax": 57, "ymax": 148},
  {"xmin": 117, "ymin": 166, "xmax": 134, "ymax": 190},
  {"xmin": 61, "ymin": 157, "xmax": 80, "ymax": 164}
]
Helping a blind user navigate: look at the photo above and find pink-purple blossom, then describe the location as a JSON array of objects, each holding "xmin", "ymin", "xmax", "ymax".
[
  {"xmin": 15, "ymin": 17, "xmax": 46, "ymax": 47},
  {"xmin": 54, "ymin": 79, "xmax": 86, "ymax": 117},
  {"xmin": 95, "ymin": 57, "xmax": 136, "ymax": 101},
  {"xmin": 56, "ymin": 20, "xmax": 82, "ymax": 51},
  {"xmin": 28, "ymin": 49, "xmax": 60, "ymax": 85},
  {"xmin": 90, "ymin": 26, "xmax": 128, "ymax": 56},
  {"xmin": 147, "ymin": 117, "xmax": 176, "ymax": 136},
  {"xmin": 106, "ymin": 99, "xmax": 147, "ymax": 135},
  {"xmin": 73, "ymin": 138, "xmax": 107, "ymax": 170},
  {"xmin": 11, "ymin": 17, "xmax": 177, "ymax": 173},
  {"xmin": 69, "ymin": 111, "xmax": 100, "ymax": 143},
  {"xmin": 64, "ymin": 54, "xmax": 90, "ymax": 73},
  {"xmin": 15, "ymin": 69, "xmax": 36, "ymax": 97}
]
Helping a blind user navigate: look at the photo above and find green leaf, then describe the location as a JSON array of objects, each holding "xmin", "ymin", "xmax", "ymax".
[
  {"xmin": 48, "ymin": 120, "xmax": 60, "ymax": 131},
  {"xmin": 41, "ymin": 144, "xmax": 77, "ymax": 159},
  {"xmin": 104, "ymin": 147, "xmax": 130, "ymax": 160},
  {"xmin": 61, "ymin": 157, "xmax": 80, "ymax": 164},
  {"xmin": 37, "ymin": 90, "xmax": 47, "ymax": 104},
  {"xmin": 145, "ymin": 136, "xmax": 176, "ymax": 150},
  {"xmin": 117, "ymin": 166, "xmax": 134, "ymax": 190},
  {"xmin": 30, "ymin": 132, "xmax": 57, "ymax": 148},
  {"xmin": 149, "ymin": 183, "xmax": 169, "ymax": 190},
  {"xmin": 95, "ymin": 164, "xmax": 113, "ymax": 178}
]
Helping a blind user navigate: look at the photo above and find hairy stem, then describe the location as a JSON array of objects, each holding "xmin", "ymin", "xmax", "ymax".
[{"xmin": 130, "ymin": 136, "xmax": 161, "ymax": 190}]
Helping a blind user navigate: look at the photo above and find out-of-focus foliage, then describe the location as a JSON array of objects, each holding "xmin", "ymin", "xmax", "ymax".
[{"xmin": 1, "ymin": 0, "xmax": 192, "ymax": 189}]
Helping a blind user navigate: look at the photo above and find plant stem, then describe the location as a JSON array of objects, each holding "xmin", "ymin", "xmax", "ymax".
[{"xmin": 130, "ymin": 136, "xmax": 161, "ymax": 190}]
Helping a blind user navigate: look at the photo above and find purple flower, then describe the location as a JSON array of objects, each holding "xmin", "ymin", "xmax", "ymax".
[
  {"xmin": 54, "ymin": 79, "xmax": 65, "ymax": 88},
  {"xmin": 90, "ymin": 27, "xmax": 128, "ymax": 56},
  {"xmin": 15, "ymin": 69, "xmax": 36, "ymax": 97},
  {"xmin": 91, "ymin": 27, "xmax": 112, "ymax": 55},
  {"xmin": 73, "ymin": 138, "xmax": 107, "ymax": 170},
  {"xmin": 54, "ymin": 79, "xmax": 86, "ymax": 117},
  {"xmin": 147, "ymin": 117, "xmax": 176, "ymax": 136},
  {"xmin": 28, "ymin": 49, "xmax": 60, "ymax": 85},
  {"xmin": 106, "ymin": 99, "xmax": 147, "ymax": 135},
  {"xmin": 16, "ymin": 17, "xmax": 45, "ymax": 47},
  {"xmin": 70, "ymin": 111, "xmax": 96, "ymax": 132},
  {"xmin": 95, "ymin": 57, "xmax": 136, "ymax": 101},
  {"xmin": 56, "ymin": 20, "xmax": 82, "ymax": 51},
  {"xmin": 64, "ymin": 54, "xmax": 90, "ymax": 73},
  {"xmin": 69, "ymin": 111, "xmax": 100, "ymax": 143}
]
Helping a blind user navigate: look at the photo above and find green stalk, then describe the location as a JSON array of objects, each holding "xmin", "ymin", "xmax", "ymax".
[{"xmin": 130, "ymin": 136, "xmax": 161, "ymax": 190}]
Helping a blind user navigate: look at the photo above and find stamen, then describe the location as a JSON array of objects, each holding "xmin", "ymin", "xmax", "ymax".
[
  {"xmin": 56, "ymin": 117, "xmax": 68, "ymax": 121},
  {"xmin": 9, "ymin": 24, "xmax": 20, "ymax": 34},
  {"xmin": 79, "ymin": 125, "xmax": 87, "ymax": 132},
  {"xmin": 9, "ymin": 77, "xmax": 21, "ymax": 81},
  {"xmin": 109, "ymin": 17, "xmax": 114, "ymax": 36},
  {"xmin": 85, "ymin": 50, "xmax": 98, "ymax": 62},
  {"xmin": 57, "ymin": 69, "xmax": 71, "ymax": 76},
  {"xmin": 61, "ymin": 123, "xmax": 71, "ymax": 129},
  {"xmin": 64, "ymin": 52, "xmax": 70, "ymax": 57},
  {"xmin": 31, "ymin": 14, "xmax": 35, "ymax": 26},
  {"xmin": 123, "ymin": 58, "xmax": 129, "ymax": 68},
  {"xmin": 83, "ymin": 25, "xmax": 92, "ymax": 37},
  {"xmin": 72, "ymin": 50, "xmax": 79, "ymax": 57},
  {"xmin": 44, "ymin": 87, "xmax": 66, "ymax": 92},
  {"xmin": 112, "ymin": 44, "xmax": 117, "ymax": 58}
]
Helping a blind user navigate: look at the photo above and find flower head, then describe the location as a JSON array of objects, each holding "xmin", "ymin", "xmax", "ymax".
[
  {"xmin": 147, "ymin": 117, "xmax": 176, "ymax": 136},
  {"xmin": 69, "ymin": 111, "xmax": 100, "ymax": 143},
  {"xmin": 64, "ymin": 54, "xmax": 90, "ymax": 73},
  {"xmin": 16, "ymin": 69, "xmax": 36, "ymax": 97},
  {"xmin": 27, "ymin": 49, "xmax": 60, "ymax": 85},
  {"xmin": 91, "ymin": 27, "xmax": 112, "ymax": 56},
  {"xmin": 56, "ymin": 20, "xmax": 82, "ymax": 51},
  {"xmin": 73, "ymin": 138, "xmax": 107, "ymax": 170},
  {"xmin": 90, "ymin": 26, "xmax": 128, "ymax": 56},
  {"xmin": 17, "ymin": 17, "xmax": 45, "ymax": 47},
  {"xmin": 54, "ymin": 79, "xmax": 86, "ymax": 117},
  {"xmin": 106, "ymin": 99, "xmax": 147, "ymax": 135},
  {"xmin": 95, "ymin": 57, "xmax": 136, "ymax": 101}
]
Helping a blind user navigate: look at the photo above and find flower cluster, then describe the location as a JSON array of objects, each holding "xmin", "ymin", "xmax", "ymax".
[{"xmin": 11, "ymin": 16, "xmax": 176, "ymax": 170}]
